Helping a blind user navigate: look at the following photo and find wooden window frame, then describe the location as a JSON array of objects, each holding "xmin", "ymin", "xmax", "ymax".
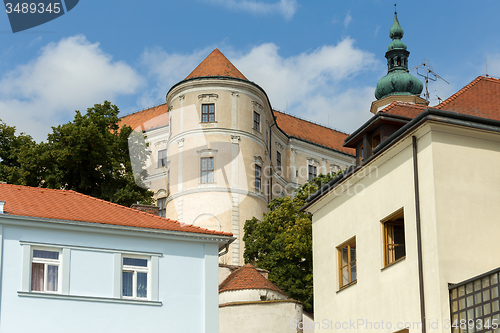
[
  {"xmin": 201, "ymin": 103, "xmax": 215, "ymax": 123},
  {"xmin": 157, "ymin": 198, "xmax": 166, "ymax": 218},
  {"xmin": 337, "ymin": 238, "xmax": 356, "ymax": 289},
  {"xmin": 383, "ymin": 209, "xmax": 406, "ymax": 267}
]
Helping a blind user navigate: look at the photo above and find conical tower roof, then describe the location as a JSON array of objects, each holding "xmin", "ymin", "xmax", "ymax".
[
  {"xmin": 219, "ymin": 264, "xmax": 285, "ymax": 294},
  {"xmin": 185, "ymin": 49, "xmax": 248, "ymax": 81}
]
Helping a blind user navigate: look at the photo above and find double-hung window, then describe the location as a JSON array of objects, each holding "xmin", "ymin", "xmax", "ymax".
[
  {"xmin": 255, "ymin": 165, "xmax": 262, "ymax": 191},
  {"xmin": 158, "ymin": 149, "xmax": 167, "ymax": 168},
  {"xmin": 122, "ymin": 257, "xmax": 149, "ymax": 299},
  {"xmin": 201, "ymin": 104, "xmax": 215, "ymax": 123},
  {"xmin": 201, "ymin": 157, "xmax": 214, "ymax": 183},
  {"xmin": 253, "ymin": 111, "xmax": 260, "ymax": 131},
  {"xmin": 338, "ymin": 238, "xmax": 356, "ymax": 289},
  {"xmin": 308, "ymin": 165, "xmax": 317, "ymax": 181},
  {"xmin": 31, "ymin": 249, "xmax": 61, "ymax": 293}
]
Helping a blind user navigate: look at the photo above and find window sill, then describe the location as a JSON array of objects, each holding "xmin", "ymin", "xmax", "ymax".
[
  {"xmin": 18, "ymin": 291, "xmax": 162, "ymax": 306},
  {"xmin": 337, "ymin": 281, "xmax": 357, "ymax": 293},
  {"xmin": 381, "ymin": 256, "xmax": 406, "ymax": 271},
  {"xmin": 198, "ymin": 182, "xmax": 216, "ymax": 188}
]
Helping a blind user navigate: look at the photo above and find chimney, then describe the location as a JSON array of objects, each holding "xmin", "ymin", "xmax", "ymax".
[
  {"xmin": 0, "ymin": 201, "xmax": 5, "ymax": 214},
  {"xmin": 130, "ymin": 204, "xmax": 160, "ymax": 216}
]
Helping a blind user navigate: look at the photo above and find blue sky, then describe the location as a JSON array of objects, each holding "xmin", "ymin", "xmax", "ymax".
[{"xmin": 1, "ymin": 0, "xmax": 500, "ymax": 141}]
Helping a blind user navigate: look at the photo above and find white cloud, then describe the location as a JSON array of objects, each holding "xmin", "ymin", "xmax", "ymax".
[
  {"xmin": 0, "ymin": 35, "xmax": 143, "ymax": 141},
  {"xmin": 142, "ymin": 38, "xmax": 380, "ymax": 133},
  {"xmin": 344, "ymin": 11, "xmax": 352, "ymax": 29},
  {"xmin": 203, "ymin": 0, "xmax": 297, "ymax": 20}
]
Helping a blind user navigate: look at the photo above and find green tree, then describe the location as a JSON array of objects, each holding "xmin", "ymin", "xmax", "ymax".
[
  {"xmin": 243, "ymin": 173, "xmax": 339, "ymax": 313},
  {"xmin": 0, "ymin": 121, "xmax": 35, "ymax": 184},
  {"xmin": 1, "ymin": 101, "xmax": 153, "ymax": 207}
]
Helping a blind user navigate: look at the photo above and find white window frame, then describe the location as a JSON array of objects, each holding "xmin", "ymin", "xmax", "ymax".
[
  {"xmin": 157, "ymin": 149, "xmax": 167, "ymax": 168},
  {"xmin": 30, "ymin": 247, "xmax": 62, "ymax": 293},
  {"xmin": 121, "ymin": 255, "xmax": 151, "ymax": 300}
]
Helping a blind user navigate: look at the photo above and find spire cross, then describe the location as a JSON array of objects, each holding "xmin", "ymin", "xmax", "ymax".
[{"xmin": 394, "ymin": 4, "xmax": 397, "ymax": 14}]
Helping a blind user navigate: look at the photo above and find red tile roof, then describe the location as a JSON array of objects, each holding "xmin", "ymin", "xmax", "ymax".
[
  {"xmin": 185, "ymin": 49, "xmax": 248, "ymax": 81},
  {"xmin": 219, "ymin": 264, "xmax": 285, "ymax": 294},
  {"xmin": 274, "ymin": 110, "xmax": 355, "ymax": 156},
  {"xmin": 382, "ymin": 76, "xmax": 500, "ymax": 121},
  {"xmin": 119, "ymin": 104, "xmax": 169, "ymax": 132},
  {"xmin": 435, "ymin": 76, "xmax": 500, "ymax": 120},
  {"xmin": 380, "ymin": 101, "xmax": 428, "ymax": 118},
  {"xmin": 0, "ymin": 184, "xmax": 232, "ymax": 237}
]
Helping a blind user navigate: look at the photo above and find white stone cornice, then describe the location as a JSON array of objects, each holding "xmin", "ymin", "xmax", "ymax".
[{"xmin": 231, "ymin": 135, "xmax": 241, "ymax": 144}]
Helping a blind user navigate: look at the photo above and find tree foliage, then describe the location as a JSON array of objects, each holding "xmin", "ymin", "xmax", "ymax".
[
  {"xmin": 0, "ymin": 101, "xmax": 153, "ymax": 206},
  {"xmin": 243, "ymin": 173, "xmax": 338, "ymax": 313}
]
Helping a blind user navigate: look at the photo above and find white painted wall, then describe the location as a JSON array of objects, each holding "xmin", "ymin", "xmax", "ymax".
[{"xmin": 0, "ymin": 219, "xmax": 221, "ymax": 333}]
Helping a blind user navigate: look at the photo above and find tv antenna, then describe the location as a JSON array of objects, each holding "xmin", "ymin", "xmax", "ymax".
[{"xmin": 408, "ymin": 60, "xmax": 449, "ymax": 102}]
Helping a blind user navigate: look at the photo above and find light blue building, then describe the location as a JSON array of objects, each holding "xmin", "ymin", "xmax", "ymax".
[{"xmin": 0, "ymin": 183, "xmax": 233, "ymax": 333}]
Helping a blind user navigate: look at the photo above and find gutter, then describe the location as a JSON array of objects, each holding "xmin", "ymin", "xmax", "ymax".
[{"xmin": 412, "ymin": 136, "xmax": 426, "ymax": 332}]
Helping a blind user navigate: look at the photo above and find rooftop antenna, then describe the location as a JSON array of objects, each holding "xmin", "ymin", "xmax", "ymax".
[
  {"xmin": 409, "ymin": 60, "xmax": 449, "ymax": 101},
  {"xmin": 486, "ymin": 58, "xmax": 489, "ymax": 77}
]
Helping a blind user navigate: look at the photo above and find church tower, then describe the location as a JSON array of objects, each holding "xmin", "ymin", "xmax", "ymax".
[{"xmin": 371, "ymin": 8, "xmax": 427, "ymax": 114}]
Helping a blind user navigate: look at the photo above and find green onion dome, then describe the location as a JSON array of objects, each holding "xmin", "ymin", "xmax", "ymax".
[{"xmin": 375, "ymin": 11, "xmax": 423, "ymax": 100}]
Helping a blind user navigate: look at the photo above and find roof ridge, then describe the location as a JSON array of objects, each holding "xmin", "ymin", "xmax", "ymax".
[{"xmin": 273, "ymin": 109, "xmax": 349, "ymax": 135}]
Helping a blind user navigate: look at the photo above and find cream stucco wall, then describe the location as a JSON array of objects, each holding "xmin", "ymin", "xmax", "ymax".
[{"xmin": 309, "ymin": 121, "xmax": 500, "ymax": 332}]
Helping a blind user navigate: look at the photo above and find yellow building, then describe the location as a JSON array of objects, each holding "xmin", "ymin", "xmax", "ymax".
[{"xmin": 120, "ymin": 49, "xmax": 355, "ymax": 265}]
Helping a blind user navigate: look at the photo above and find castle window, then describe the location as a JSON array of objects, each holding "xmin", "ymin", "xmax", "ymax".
[
  {"xmin": 201, "ymin": 104, "xmax": 215, "ymax": 123},
  {"xmin": 157, "ymin": 149, "xmax": 167, "ymax": 168},
  {"xmin": 308, "ymin": 165, "xmax": 317, "ymax": 181},
  {"xmin": 276, "ymin": 151, "xmax": 282, "ymax": 171},
  {"xmin": 253, "ymin": 111, "xmax": 260, "ymax": 131},
  {"xmin": 255, "ymin": 165, "xmax": 262, "ymax": 191},
  {"xmin": 200, "ymin": 157, "xmax": 214, "ymax": 183},
  {"xmin": 383, "ymin": 209, "xmax": 405, "ymax": 266},
  {"xmin": 157, "ymin": 198, "xmax": 166, "ymax": 218},
  {"xmin": 338, "ymin": 238, "xmax": 356, "ymax": 289}
]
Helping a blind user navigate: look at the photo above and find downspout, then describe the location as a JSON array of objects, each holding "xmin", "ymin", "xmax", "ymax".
[{"xmin": 412, "ymin": 135, "xmax": 426, "ymax": 332}]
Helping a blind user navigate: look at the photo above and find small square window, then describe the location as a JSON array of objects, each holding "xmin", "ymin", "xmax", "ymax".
[
  {"xmin": 201, "ymin": 157, "xmax": 214, "ymax": 183},
  {"xmin": 276, "ymin": 151, "xmax": 282, "ymax": 170},
  {"xmin": 308, "ymin": 165, "xmax": 317, "ymax": 182},
  {"xmin": 157, "ymin": 149, "xmax": 167, "ymax": 168},
  {"xmin": 201, "ymin": 104, "xmax": 215, "ymax": 123},
  {"xmin": 157, "ymin": 198, "xmax": 166, "ymax": 217},
  {"xmin": 338, "ymin": 238, "xmax": 356, "ymax": 289},
  {"xmin": 255, "ymin": 165, "xmax": 262, "ymax": 191},
  {"xmin": 253, "ymin": 112, "xmax": 260, "ymax": 131},
  {"xmin": 31, "ymin": 249, "xmax": 61, "ymax": 293},
  {"xmin": 383, "ymin": 210, "xmax": 405, "ymax": 266},
  {"xmin": 122, "ymin": 256, "xmax": 149, "ymax": 299}
]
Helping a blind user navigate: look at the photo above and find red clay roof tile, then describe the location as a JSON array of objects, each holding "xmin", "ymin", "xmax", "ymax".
[
  {"xmin": 274, "ymin": 110, "xmax": 355, "ymax": 156},
  {"xmin": 219, "ymin": 264, "xmax": 285, "ymax": 294},
  {"xmin": 0, "ymin": 184, "xmax": 232, "ymax": 237},
  {"xmin": 185, "ymin": 49, "xmax": 248, "ymax": 81},
  {"xmin": 119, "ymin": 104, "xmax": 169, "ymax": 132}
]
